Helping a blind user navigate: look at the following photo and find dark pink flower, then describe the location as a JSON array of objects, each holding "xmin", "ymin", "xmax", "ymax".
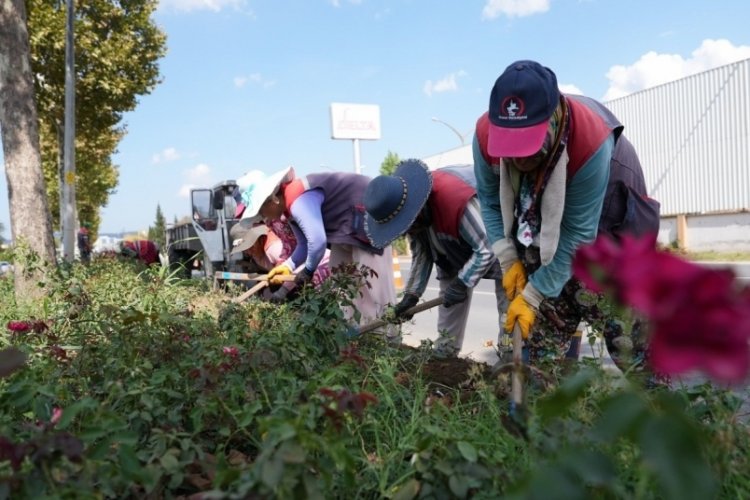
[
  {"xmin": 6, "ymin": 321, "xmax": 31, "ymax": 333},
  {"xmin": 222, "ymin": 346, "xmax": 239, "ymax": 358},
  {"xmin": 30, "ymin": 320, "xmax": 48, "ymax": 333},
  {"xmin": 574, "ymin": 235, "xmax": 750, "ymax": 384},
  {"xmin": 49, "ymin": 345, "xmax": 69, "ymax": 362}
]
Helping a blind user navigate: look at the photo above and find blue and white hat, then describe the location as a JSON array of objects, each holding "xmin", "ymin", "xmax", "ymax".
[{"xmin": 238, "ymin": 166, "xmax": 294, "ymax": 225}]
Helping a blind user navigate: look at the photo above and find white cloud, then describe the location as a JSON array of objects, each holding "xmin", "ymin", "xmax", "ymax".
[
  {"xmin": 234, "ymin": 73, "xmax": 275, "ymax": 89},
  {"xmin": 329, "ymin": 0, "xmax": 362, "ymax": 7},
  {"xmin": 559, "ymin": 83, "xmax": 583, "ymax": 95},
  {"xmin": 423, "ymin": 70, "xmax": 467, "ymax": 97},
  {"xmin": 603, "ymin": 38, "xmax": 750, "ymax": 101},
  {"xmin": 158, "ymin": 0, "xmax": 245, "ymax": 13},
  {"xmin": 151, "ymin": 147, "xmax": 181, "ymax": 164},
  {"xmin": 482, "ymin": 0, "xmax": 550, "ymax": 20},
  {"xmin": 178, "ymin": 163, "xmax": 213, "ymax": 197}
]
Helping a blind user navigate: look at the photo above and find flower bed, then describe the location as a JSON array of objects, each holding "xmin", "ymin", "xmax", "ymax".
[{"xmin": 0, "ymin": 248, "xmax": 748, "ymax": 498}]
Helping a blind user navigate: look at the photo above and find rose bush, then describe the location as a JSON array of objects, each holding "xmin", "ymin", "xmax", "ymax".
[
  {"xmin": 573, "ymin": 234, "xmax": 750, "ymax": 384},
  {"xmin": 0, "ymin": 251, "xmax": 747, "ymax": 498}
]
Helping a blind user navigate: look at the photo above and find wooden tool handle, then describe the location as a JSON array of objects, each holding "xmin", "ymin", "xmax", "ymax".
[{"xmin": 359, "ymin": 297, "xmax": 444, "ymax": 335}]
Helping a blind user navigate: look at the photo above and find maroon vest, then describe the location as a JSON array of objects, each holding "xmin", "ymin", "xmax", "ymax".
[{"xmin": 430, "ymin": 169, "xmax": 476, "ymax": 239}]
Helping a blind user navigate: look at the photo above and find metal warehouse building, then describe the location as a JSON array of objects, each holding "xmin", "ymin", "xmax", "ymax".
[{"xmin": 423, "ymin": 58, "xmax": 750, "ymax": 251}]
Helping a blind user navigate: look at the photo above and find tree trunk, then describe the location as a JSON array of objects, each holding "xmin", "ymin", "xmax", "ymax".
[{"xmin": 0, "ymin": 0, "xmax": 57, "ymax": 301}]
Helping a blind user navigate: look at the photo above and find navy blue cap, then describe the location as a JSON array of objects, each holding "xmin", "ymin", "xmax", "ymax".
[{"xmin": 487, "ymin": 60, "xmax": 560, "ymax": 157}]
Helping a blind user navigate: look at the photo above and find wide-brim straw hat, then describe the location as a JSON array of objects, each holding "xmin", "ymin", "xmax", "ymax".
[
  {"xmin": 239, "ymin": 166, "xmax": 294, "ymax": 224},
  {"xmin": 364, "ymin": 159, "xmax": 433, "ymax": 249}
]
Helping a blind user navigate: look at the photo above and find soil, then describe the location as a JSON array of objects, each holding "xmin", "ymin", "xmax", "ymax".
[
  {"xmin": 421, "ymin": 356, "xmax": 492, "ymax": 389},
  {"xmin": 396, "ymin": 344, "xmax": 496, "ymax": 391}
]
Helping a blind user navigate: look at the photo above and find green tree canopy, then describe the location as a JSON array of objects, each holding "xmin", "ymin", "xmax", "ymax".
[
  {"xmin": 379, "ymin": 151, "xmax": 400, "ymax": 176},
  {"xmin": 27, "ymin": 0, "xmax": 166, "ymax": 234}
]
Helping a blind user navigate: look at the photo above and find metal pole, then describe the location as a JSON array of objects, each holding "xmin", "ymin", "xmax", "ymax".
[
  {"xmin": 352, "ymin": 138, "xmax": 361, "ymax": 174},
  {"xmin": 431, "ymin": 117, "xmax": 467, "ymax": 146},
  {"xmin": 62, "ymin": 0, "xmax": 76, "ymax": 262}
]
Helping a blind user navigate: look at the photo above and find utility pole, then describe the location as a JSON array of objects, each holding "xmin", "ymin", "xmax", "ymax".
[
  {"xmin": 431, "ymin": 117, "xmax": 469, "ymax": 146},
  {"xmin": 61, "ymin": 0, "xmax": 76, "ymax": 261}
]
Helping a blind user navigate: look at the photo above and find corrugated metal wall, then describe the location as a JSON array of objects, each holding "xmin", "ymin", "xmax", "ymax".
[{"xmin": 605, "ymin": 58, "xmax": 750, "ymax": 216}]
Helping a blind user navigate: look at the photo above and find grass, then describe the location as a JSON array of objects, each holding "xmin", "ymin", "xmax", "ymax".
[{"xmin": 680, "ymin": 250, "xmax": 750, "ymax": 262}]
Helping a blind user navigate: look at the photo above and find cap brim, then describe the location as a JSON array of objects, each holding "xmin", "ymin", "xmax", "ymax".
[
  {"xmin": 364, "ymin": 160, "xmax": 432, "ymax": 249},
  {"xmin": 487, "ymin": 120, "xmax": 549, "ymax": 158},
  {"xmin": 230, "ymin": 225, "xmax": 268, "ymax": 255}
]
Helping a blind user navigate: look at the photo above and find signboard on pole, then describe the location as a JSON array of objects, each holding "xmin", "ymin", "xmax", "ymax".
[{"xmin": 330, "ymin": 103, "xmax": 381, "ymax": 140}]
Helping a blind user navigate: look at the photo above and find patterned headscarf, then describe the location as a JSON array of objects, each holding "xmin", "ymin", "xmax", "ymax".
[{"xmin": 507, "ymin": 98, "xmax": 570, "ymax": 245}]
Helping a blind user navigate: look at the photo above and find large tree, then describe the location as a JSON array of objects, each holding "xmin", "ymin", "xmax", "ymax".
[
  {"xmin": 27, "ymin": 0, "xmax": 166, "ymax": 233},
  {"xmin": 0, "ymin": 0, "xmax": 57, "ymax": 299}
]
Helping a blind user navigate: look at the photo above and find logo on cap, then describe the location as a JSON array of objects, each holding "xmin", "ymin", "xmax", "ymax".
[{"xmin": 498, "ymin": 96, "xmax": 526, "ymax": 121}]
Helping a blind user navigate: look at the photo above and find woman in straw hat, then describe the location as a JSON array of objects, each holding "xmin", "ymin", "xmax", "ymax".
[
  {"xmin": 364, "ymin": 159, "xmax": 507, "ymax": 358},
  {"xmin": 239, "ymin": 167, "xmax": 396, "ymax": 334}
]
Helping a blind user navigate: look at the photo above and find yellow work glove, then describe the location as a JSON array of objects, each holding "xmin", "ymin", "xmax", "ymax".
[
  {"xmin": 267, "ymin": 263, "xmax": 293, "ymax": 285},
  {"xmin": 502, "ymin": 260, "xmax": 527, "ymax": 300},
  {"xmin": 504, "ymin": 294, "xmax": 536, "ymax": 340}
]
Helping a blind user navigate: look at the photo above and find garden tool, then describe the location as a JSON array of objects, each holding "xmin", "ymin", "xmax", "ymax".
[
  {"xmin": 232, "ymin": 273, "xmax": 296, "ymax": 303},
  {"xmin": 510, "ymin": 322, "xmax": 524, "ymax": 416},
  {"xmin": 359, "ymin": 297, "xmax": 444, "ymax": 335},
  {"xmin": 499, "ymin": 322, "xmax": 529, "ymax": 439}
]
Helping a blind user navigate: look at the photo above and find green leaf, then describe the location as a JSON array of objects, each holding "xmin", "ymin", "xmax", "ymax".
[
  {"xmin": 119, "ymin": 445, "xmax": 144, "ymax": 482},
  {"xmin": 261, "ymin": 456, "xmax": 284, "ymax": 489},
  {"xmin": 537, "ymin": 368, "xmax": 596, "ymax": 421},
  {"xmin": 521, "ymin": 463, "xmax": 584, "ymax": 500},
  {"xmin": 278, "ymin": 441, "xmax": 306, "ymax": 464},
  {"xmin": 6, "ymin": 382, "xmax": 35, "ymax": 408},
  {"xmin": 159, "ymin": 451, "xmax": 180, "ymax": 473},
  {"xmin": 392, "ymin": 479, "xmax": 420, "ymax": 500},
  {"xmin": 559, "ymin": 447, "xmax": 617, "ymax": 487},
  {"xmin": 449, "ymin": 475, "xmax": 469, "ymax": 498},
  {"xmin": 56, "ymin": 397, "xmax": 98, "ymax": 430},
  {"xmin": 638, "ymin": 416, "xmax": 717, "ymax": 500},
  {"xmin": 592, "ymin": 391, "xmax": 648, "ymax": 442},
  {"xmin": 456, "ymin": 441, "xmax": 478, "ymax": 463}
]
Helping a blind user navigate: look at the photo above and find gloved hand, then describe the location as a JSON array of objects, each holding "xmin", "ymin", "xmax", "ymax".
[
  {"xmin": 294, "ymin": 267, "xmax": 314, "ymax": 288},
  {"xmin": 267, "ymin": 263, "xmax": 293, "ymax": 285},
  {"xmin": 504, "ymin": 295, "xmax": 536, "ymax": 340},
  {"xmin": 442, "ymin": 280, "xmax": 469, "ymax": 308},
  {"xmin": 268, "ymin": 286, "xmax": 290, "ymax": 304},
  {"xmin": 393, "ymin": 293, "xmax": 420, "ymax": 321},
  {"xmin": 502, "ymin": 260, "xmax": 527, "ymax": 300}
]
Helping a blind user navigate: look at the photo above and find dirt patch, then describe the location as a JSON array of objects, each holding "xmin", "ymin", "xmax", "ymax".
[
  {"xmin": 396, "ymin": 344, "xmax": 495, "ymax": 391},
  {"xmin": 422, "ymin": 357, "xmax": 492, "ymax": 389}
]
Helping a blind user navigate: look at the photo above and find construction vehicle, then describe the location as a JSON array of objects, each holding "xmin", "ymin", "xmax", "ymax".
[{"xmin": 165, "ymin": 180, "xmax": 244, "ymax": 278}]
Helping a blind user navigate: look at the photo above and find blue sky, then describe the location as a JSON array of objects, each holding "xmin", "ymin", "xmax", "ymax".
[{"xmin": 2, "ymin": 0, "xmax": 750, "ymax": 235}]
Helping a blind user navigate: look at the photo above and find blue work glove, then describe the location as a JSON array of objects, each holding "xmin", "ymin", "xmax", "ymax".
[
  {"xmin": 294, "ymin": 267, "xmax": 314, "ymax": 288},
  {"xmin": 393, "ymin": 293, "xmax": 420, "ymax": 321},
  {"xmin": 268, "ymin": 286, "xmax": 289, "ymax": 304},
  {"xmin": 442, "ymin": 280, "xmax": 468, "ymax": 308}
]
